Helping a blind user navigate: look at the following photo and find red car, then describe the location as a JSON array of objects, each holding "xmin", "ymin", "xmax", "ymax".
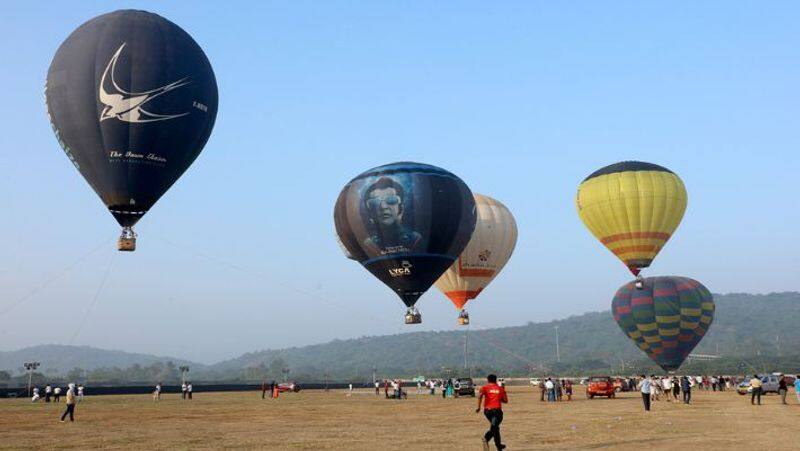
[
  {"xmin": 277, "ymin": 382, "xmax": 301, "ymax": 393},
  {"xmin": 586, "ymin": 376, "xmax": 616, "ymax": 399}
]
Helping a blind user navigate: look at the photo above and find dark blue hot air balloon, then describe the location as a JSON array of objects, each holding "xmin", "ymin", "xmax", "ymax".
[
  {"xmin": 334, "ymin": 162, "xmax": 477, "ymax": 324},
  {"xmin": 46, "ymin": 10, "xmax": 218, "ymax": 251}
]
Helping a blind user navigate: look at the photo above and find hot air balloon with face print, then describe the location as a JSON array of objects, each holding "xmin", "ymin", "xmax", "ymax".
[
  {"xmin": 435, "ymin": 194, "xmax": 518, "ymax": 325},
  {"xmin": 576, "ymin": 162, "xmax": 687, "ymax": 280},
  {"xmin": 46, "ymin": 10, "xmax": 218, "ymax": 251},
  {"xmin": 334, "ymin": 162, "xmax": 477, "ymax": 324},
  {"xmin": 611, "ymin": 276, "xmax": 714, "ymax": 372}
]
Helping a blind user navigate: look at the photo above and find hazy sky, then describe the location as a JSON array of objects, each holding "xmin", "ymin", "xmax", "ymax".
[{"xmin": 1, "ymin": 1, "xmax": 798, "ymax": 363}]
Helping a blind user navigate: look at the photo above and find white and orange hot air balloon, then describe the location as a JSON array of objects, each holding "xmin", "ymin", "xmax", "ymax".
[{"xmin": 435, "ymin": 194, "xmax": 517, "ymax": 325}]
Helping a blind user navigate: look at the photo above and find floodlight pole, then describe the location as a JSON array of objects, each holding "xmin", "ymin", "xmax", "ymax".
[
  {"xmin": 24, "ymin": 361, "xmax": 40, "ymax": 398},
  {"xmin": 179, "ymin": 366, "xmax": 190, "ymax": 385},
  {"xmin": 554, "ymin": 326, "xmax": 560, "ymax": 363},
  {"xmin": 372, "ymin": 366, "xmax": 377, "ymax": 384}
]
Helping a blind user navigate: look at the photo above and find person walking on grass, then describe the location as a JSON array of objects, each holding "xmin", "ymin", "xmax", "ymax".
[
  {"xmin": 153, "ymin": 383, "xmax": 162, "ymax": 401},
  {"xmin": 187, "ymin": 382, "xmax": 193, "ymax": 399},
  {"xmin": 476, "ymin": 374, "xmax": 507, "ymax": 451},
  {"xmin": 181, "ymin": 382, "xmax": 187, "ymax": 400},
  {"xmin": 672, "ymin": 377, "xmax": 680, "ymax": 401},
  {"xmin": 60, "ymin": 383, "xmax": 76, "ymax": 422},
  {"xmin": 53, "ymin": 386, "xmax": 62, "ymax": 403},
  {"xmin": 45, "ymin": 384, "xmax": 52, "ymax": 403},
  {"xmin": 637, "ymin": 375, "xmax": 652, "ymax": 412},
  {"xmin": 778, "ymin": 376, "xmax": 788, "ymax": 405},
  {"xmin": 749, "ymin": 375, "xmax": 762, "ymax": 405},
  {"xmin": 794, "ymin": 375, "xmax": 800, "ymax": 404},
  {"xmin": 662, "ymin": 377, "xmax": 673, "ymax": 402},
  {"xmin": 681, "ymin": 376, "xmax": 691, "ymax": 404}
]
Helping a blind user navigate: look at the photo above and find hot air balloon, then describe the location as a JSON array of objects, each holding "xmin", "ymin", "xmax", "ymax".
[
  {"xmin": 435, "ymin": 194, "xmax": 517, "ymax": 325},
  {"xmin": 576, "ymin": 162, "xmax": 687, "ymax": 277},
  {"xmin": 612, "ymin": 276, "xmax": 714, "ymax": 372},
  {"xmin": 334, "ymin": 162, "xmax": 477, "ymax": 324},
  {"xmin": 46, "ymin": 10, "xmax": 218, "ymax": 251}
]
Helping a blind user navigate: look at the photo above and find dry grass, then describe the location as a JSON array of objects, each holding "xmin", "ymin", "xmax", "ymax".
[{"xmin": 1, "ymin": 387, "xmax": 799, "ymax": 450}]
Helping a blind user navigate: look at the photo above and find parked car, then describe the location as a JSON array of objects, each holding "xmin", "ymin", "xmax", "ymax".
[
  {"xmin": 529, "ymin": 378, "xmax": 541, "ymax": 387},
  {"xmin": 278, "ymin": 382, "xmax": 301, "ymax": 393},
  {"xmin": 736, "ymin": 375, "xmax": 780, "ymax": 395},
  {"xmin": 453, "ymin": 378, "xmax": 476, "ymax": 397},
  {"xmin": 586, "ymin": 376, "xmax": 616, "ymax": 399}
]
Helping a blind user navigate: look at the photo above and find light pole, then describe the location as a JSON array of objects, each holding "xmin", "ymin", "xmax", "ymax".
[
  {"xmin": 179, "ymin": 366, "xmax": 190, "ymax": 385},
  {"xmin": 372, "ymin": 366, "xmax": 377, "ymax": 384},
  {"xmin": 24, "ymin": 361, "xmax": 40, "ymax": 397},
  {"xmin": 324, "ymin": 372, "xmax": 329, "ymax": 392},
  {"xmin": 554, "ymin": 326, "xmax": 560, "ymax": 363}
]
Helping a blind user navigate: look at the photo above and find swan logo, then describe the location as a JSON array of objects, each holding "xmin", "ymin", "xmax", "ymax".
[{"xmin": 99, "ymin": 43, "xmax": 190, "ymax": 123}]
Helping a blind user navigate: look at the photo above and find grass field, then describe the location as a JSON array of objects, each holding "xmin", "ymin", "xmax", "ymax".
[{"xmin": 2, "ymin": 386, "xmax": 799, "ymax": 450}]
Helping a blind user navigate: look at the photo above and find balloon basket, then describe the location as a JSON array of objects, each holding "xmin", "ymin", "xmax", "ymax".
[
  {"xmin": 457, "ymin": 316, "xmax": 470, "ymax": 326},
  {"xmin": 405, "ymin": 309, "xmax": 422, "ymax": 324},
  {"xmin": 117, "ymin": 228, "xmax": 136, "ymax": 252}
]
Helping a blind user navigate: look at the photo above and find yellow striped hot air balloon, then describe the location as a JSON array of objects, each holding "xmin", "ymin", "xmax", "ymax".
[
  {"xmin": 435, "ymin": 194, "xmax": 517, "ymax": 324},
  {"xmin": 576, "ymin": 162, "xmax": 687, "ymax": 276}
]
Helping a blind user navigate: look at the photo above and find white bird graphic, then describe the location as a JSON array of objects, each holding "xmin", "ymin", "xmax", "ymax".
[{"xmin": 99, "ymin": 43, "xmax": 190, "ymax": 123}]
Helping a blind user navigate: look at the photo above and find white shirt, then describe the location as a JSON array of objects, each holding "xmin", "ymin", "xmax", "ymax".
[
  {"xmin": 663, "ymin": 379, "xmax": 672, "ymax": 390},
  {"xmin": 545, "ymin": 380, "xmax": 554, "ymax": 389},
  {"xmin": 187, "ymin": 384, "xmax": 192, "ymax": 392},
  {"xmin": 45, "ymin": 386, "xmax": 52, "ymax": 393},
  {"xmin": 54, "ymin": 387, "xmax": 61, "ymax": 394},
  {"xmin": 639, "ymin": 379, "xmax": 652, "ymax": 394},
  {"xmin": 182, "ymin": 384, "xmax": 187, "ymax": 391},
  {"xmin": 348, "ymin": 384, "xmax": 353, "ymax": 390}
]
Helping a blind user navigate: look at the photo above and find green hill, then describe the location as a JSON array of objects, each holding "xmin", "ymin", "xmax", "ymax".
[
  {"xmin": 207, "ymin": 292, "xmax": 800, "ymax": 380},
  {"xmin": 3, "ymin": 292, "xmax": 798, "ymax": 384}
]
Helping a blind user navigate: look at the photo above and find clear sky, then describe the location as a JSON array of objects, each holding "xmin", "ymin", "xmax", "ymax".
[{"xmin": 1, "ymin": 1, "xmax": 798, "ymax": 363}]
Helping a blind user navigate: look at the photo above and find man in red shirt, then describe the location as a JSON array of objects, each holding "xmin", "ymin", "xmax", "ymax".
[{"xmin": 475, "ymin": 374, "xmax": 508, "ymax": 450}]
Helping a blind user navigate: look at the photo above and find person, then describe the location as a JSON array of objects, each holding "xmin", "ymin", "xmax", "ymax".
[
  {"xmin": 417, "ymin": 380, "xmax": 423, "ymax": 395},
  {"xmin": 794, "ymin": 375, "xmax": 800, "ymax": 404},
  {"xmin": 187, "ymin": 382, "xmax": 193, "ymax": 399},
  {"xmin": 672, "ymin": 377, "xmax": 680, "ymax": 401},
  {"xmin": 349, "ymin": 383, "xmax": 353, "ymax": 393},
  {"xmin": 681, "ymin": 376, "xmax": 691, "ymax": 404},
  {"xmin": 53, "ymin": 386, "xmax": 62, "ymax": 403},
  {"xmin": 446, "ymin": 379, "xmax": 454, "ymax": 398},
  {"xmin": 384, "ymin": 379, "xmax": 390, "ymax": 398},
  {"xmin": 397, "ymin": 379, "xmax": 404, "ymax": 399},
  {"xmin": 662, "ymin": 377, "xmax": 672, "ymax": 402},
  {"xmin": 429, "ymin": 380, "xmax": 435, "ymax": 396},
  {"xmin": 556, "ymin": 380, "xmax": 563, "ymax": 402},
  {"xmin": 77, "ymin": 385, "xmax": 84, "ymax": 401},
  {"xmin": 31, "ymin": 386, "xmax": 40, "ymax": 402},
  {"xmin": 637, "ymin": 375, "xmax": 652, "ymax": 412},
  {"xmin": 749, "ymin": 375, "xmax": 762, "ymax": 405},
  {"xmin": 181, "ymin": 382, "xmax": 187, "ymax": 400},
  {"xmin": 361, "ymin": 177, "xmax": 422, "ymax": 255},
  {"xmin": 778, "ymin": 375, "xmax": 788, "ymax": 405},
  {"xmin": 154, "ymin": 383, "xmax": 162, "ymax": 401},
  {"xmin": 271, "ymin": 380, "xmax": 279, "ymax": 399},
  {"xmin": 375, "ymin": 380, "xmax": 380, "ymax": 395},
  {"xmin": 564, "ymin": 379, "xmax": 573, "ymax": 401},
  {"xmin": 475, "ymin": 374, "xmax": 508, "ymax": 451},
  {"xmin": 60, "ymin": 383, "xmax": 76, "ymax": 422},
  {"xmin": 45, "ymin": 384, "xmax": 52, "ymax": 403},
  {"xmin": 544, "ymin": 378, "xmax": 555, "ymax": 402}
]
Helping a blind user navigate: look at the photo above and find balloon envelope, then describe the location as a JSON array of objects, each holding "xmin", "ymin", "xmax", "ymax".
[
  {"xmin": 435, "ymin": 194, "xmax": 517, "ymax": 310},
  {"xmin": 576, "ymin": 161, "xmax": 687, "ymax": 275},
  {"xmin": 46, "ymin": 10, "xmax": 218, "ymax": 227},
  {"xmin": 334, "ymin": 162, "xmax": 476, "ymax": 308},
  {"xmin": 612, "ymin": 276, "xmax": 714, "ymax": 372}
]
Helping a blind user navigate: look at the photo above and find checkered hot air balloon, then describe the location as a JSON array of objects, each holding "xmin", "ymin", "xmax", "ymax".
[{"xmin": 612, "ymin": 276, "xmax": 714, "ymax": 372}]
